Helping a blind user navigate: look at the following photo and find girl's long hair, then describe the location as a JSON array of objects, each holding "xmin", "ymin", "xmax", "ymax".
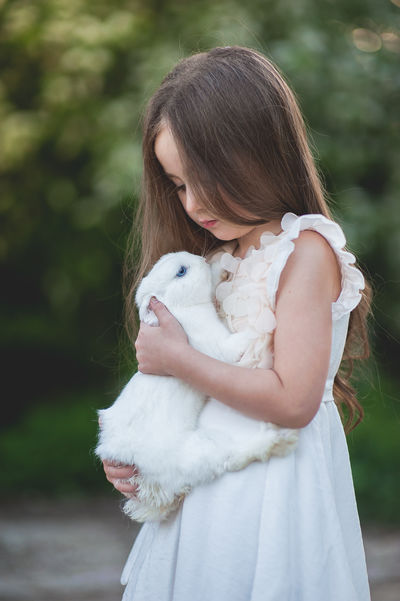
[{"xmin": 124, "ymin": 46, "xmax": 372, "ymax": 432}]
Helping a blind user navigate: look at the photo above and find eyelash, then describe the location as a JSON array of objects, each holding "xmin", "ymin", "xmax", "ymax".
[{"xmin": 175, "ymin": 184, "xmax": 186, "ymax": 193}]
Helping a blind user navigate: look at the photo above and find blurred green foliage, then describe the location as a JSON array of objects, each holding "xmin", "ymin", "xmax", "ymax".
[
  {"xmin": 1, "ymin": 0, "xmax": 399, "ymax": 522},
  {"xmin": 348, "ymin": 364, "xmax": 400, "ymax": 523},
  {"xmin": 0, "ymin": 393, "xmax": 106, "ymax": 496}
]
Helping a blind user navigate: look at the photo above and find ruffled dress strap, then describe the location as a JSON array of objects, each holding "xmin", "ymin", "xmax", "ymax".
[{"xmin": 266, "ymin": 212, "xmax": 365, "ymax": 321}]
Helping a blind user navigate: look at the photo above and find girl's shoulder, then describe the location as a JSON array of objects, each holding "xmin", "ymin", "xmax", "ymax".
[
  {"xmin": 268, "ymin": 213, "xmax": 365, "ymax": 321},
  {"xmin": 276, "ymin": 228, "xmax": 342, "ymax": 306},
  {"xmin": 286, "ymin": 226, "xmax": 342, "ymax": 277}
]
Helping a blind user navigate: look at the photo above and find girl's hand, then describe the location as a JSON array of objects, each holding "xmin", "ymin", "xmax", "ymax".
[
  {"xmin": 135, "ymin": 297, "xmax": 188, "ymax": 376},
  {"xmin": 102, "ymin": 460, "xmax": 139, "ymax": 498}
]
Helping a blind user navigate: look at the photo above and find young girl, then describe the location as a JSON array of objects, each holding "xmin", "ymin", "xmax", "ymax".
[{"xmin": 102, "ymin": 46, "xmax": 372, "ymax": 601}]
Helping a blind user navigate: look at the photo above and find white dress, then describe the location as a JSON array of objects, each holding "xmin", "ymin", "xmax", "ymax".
[{"xmin": 121, "ymin": 212, "xmax": 371, "ymax": 601}]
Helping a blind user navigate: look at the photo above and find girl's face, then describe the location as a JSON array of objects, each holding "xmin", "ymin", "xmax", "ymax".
[{"xmin": 154, "ymin": 125, "xmax": 281, "ymax": 246}]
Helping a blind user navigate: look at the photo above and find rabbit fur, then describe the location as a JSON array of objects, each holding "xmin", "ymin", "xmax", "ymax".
[{"xmin": 96, "ymin": 251, "xmax": 298, "ymax": 522}]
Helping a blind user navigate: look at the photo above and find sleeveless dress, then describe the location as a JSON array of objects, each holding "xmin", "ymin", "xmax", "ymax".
[{"xmin": 120, "ymin": 212, "xmax": 371, "ymax": 601}]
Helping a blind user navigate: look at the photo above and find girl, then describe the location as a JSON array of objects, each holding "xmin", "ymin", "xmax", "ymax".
[{"xmin": 103, "ymin": 46, "xmax": 372, "ymax": 600}]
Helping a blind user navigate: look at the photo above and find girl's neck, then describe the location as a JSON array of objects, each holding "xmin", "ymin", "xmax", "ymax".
[{"xmin": 233, "ymin": 220, "xmax": 283, "ymax": 258}]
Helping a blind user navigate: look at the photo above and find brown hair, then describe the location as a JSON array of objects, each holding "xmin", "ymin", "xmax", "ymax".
[{"xmin": 124, "ymin": 46, "xmax": 371, "ymax": 432}]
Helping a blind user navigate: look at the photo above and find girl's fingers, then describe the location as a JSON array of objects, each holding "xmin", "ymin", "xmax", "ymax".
[
  {"xmin": 103, "ymin": 459, "xmax": 133, "ymax": 468},
  {"xmin": 149, "ymin": 297, "xmax": 172, "ymax": 325},
  {"xmin": 102, "ymin": 460, "xmax": 139, "ymax": 497},
  {"xmin": 105, "ymin": 465, "xmax": 136, "ymax": 480},
  {"xmin": 103, "ymin": 460, "xmax": 138, "ymax": 475},
  {"xmin": 109, "ymin": 476, "xmax": 139, "ymax": 498},
  {"xmin": 111, "ymin": 478, "xmax": 138, "ymax": 494}
]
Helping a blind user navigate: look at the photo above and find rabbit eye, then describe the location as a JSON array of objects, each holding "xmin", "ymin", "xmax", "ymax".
[{"xmin": 176, "ymin": 265, "xmax": 188, "ymax": 278}]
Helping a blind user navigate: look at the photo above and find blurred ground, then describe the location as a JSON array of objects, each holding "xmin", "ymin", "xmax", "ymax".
[{"xmin": 0, "ymin": 497, "xmax": 399, "ymax": 601}]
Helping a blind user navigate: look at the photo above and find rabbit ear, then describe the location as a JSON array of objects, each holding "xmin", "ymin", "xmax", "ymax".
[{"xmin": 138, "ymin": 293, "xmax": 159, "ymax": 326}]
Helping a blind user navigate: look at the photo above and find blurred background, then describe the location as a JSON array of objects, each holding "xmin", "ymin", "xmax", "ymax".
[{"xmin": 0, "ymin": 0, "xmax": 399, "ymax": 598}]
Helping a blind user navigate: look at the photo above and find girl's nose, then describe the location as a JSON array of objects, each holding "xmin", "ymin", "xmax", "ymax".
[{"xmin": 185, "ymin": 186, "xmax": 201, "ymax": 213}]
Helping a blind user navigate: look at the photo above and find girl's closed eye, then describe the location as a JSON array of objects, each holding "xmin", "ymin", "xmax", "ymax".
[{"xmin": 175, "ymin": 184, "xmax": 186, "ymax": 193}]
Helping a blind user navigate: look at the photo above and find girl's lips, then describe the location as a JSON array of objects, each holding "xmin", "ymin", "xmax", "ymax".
[{"xmin": 200, "ymin": 219, "xmax": 218, "ymax": 228}]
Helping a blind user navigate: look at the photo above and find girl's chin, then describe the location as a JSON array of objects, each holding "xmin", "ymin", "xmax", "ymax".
[
  {"xmin": 196, "ymin": 219, "xmax": 245, "ymax": 241},
  {"xmin": 209, "ymin": 228, "xmax": 237, "ymax": 242}
]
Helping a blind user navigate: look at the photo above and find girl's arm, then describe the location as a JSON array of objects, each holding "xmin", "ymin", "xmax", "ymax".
[{"xmin": 136, "ymin": 231, "xmax": 342, "ymax": 429}]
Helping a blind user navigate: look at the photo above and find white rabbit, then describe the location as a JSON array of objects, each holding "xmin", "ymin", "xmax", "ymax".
[{"xmin": 96, "ymin": 251, "xmax": 298, "ymax": 522}]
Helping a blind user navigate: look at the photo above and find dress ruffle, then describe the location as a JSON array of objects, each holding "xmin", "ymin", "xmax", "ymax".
[
  {"xmin": 212, "ymin": 213, "xmax": 365, "ymax": 339},
  {"xmin": 213, "ymin": 235, "xmax": 281, "ymax": 369}
]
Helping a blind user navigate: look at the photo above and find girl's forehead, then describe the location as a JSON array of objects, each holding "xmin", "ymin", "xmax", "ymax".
[
  {"xmin": 154, "ymin": 124, "xmax": 171, "ymax": 154},
  {"xmin": 154, "ymin": 126, "xmax": 185, "ymax": 179}
]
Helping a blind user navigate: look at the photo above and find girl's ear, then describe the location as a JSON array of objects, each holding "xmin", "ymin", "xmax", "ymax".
[{"xmin": 138, "ymin": 293, "xmax": 159, "ymax": 326}]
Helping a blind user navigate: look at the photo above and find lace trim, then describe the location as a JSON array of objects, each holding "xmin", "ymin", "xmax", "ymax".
[{"xmin": 214, "ymin": 212, "xmax": 365, "ymax": 324}]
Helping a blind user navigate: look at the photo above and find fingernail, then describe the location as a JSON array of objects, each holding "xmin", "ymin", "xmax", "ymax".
[{"xmin": 150, "ymin": 296, "xmax": 159, "ymax": 304}]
